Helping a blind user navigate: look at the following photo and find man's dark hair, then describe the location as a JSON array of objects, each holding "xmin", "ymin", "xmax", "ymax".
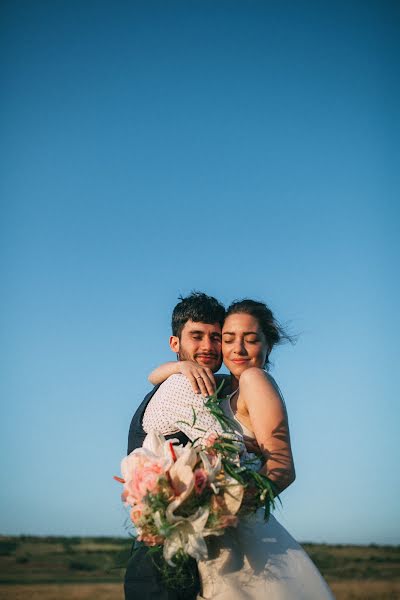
[{"xmin": 172, "ymin": 292, "xmax": 225, "ymax": 337}]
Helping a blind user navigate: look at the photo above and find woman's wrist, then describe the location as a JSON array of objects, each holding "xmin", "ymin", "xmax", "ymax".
[{"xmin": 176, "ymin": 361, "xmax": 186, "ymax": 374}]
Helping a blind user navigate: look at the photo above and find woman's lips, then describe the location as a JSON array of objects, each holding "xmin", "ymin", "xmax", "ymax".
[{"xmin": 231, "ymin": 359, "xmax": 249, "ymax": 364}]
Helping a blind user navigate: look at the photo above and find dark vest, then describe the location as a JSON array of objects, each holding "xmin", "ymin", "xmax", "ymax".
[
  {"xmin": 125, "ymin": 385, "xmax": 200, "ymax": 600},
  {"xmin": 127, "ymin": 385, "xmax": 192, "ymax": 454}
]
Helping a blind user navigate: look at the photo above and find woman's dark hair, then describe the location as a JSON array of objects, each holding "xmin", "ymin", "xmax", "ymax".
[
  {"xmin": 225, "ymin": 299, "xmax": 293, "ymax": 368},
  {"xmin": 172, "ymin": 292, "xmax": 226, "ymax": 338}
]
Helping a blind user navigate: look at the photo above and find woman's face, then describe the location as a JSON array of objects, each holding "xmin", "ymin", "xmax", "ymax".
[{"xmin": 222, "ymin": 313, "xmax": 268, "ymax": 378}]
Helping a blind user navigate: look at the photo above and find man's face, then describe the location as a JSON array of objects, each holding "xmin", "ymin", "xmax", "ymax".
[{"xmin": 169, "ymin": 320, "xmax": 222, "ymax": 372}]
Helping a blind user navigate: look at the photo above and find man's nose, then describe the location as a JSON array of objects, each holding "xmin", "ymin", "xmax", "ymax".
[{"xmin": 201, "ymin": 336, "xmax": 213, "ymax": 351}]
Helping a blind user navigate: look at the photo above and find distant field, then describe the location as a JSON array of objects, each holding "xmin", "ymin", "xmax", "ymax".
[{"xmin": 0, "ymin": 536, "xmax": 399, "ymax": 599}]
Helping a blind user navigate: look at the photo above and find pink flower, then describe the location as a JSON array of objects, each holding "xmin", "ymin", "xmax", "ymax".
[
  {"xmin": 131, "ymin": 461, "xmax": 163, "ymax": 500},
  {"xmin": 130, "ymin": 504, "xmax": 146, "ymax": 526},
  {"xmin": 205, "ymin": 433, "xmax": 218, "ymax": 447},
  {"xmin": 194, "ymin": 468, "xmax": 208, "ymax": 495},
  {"xmin": 122, "ymin": 453, "xmax": 166, "ymax": 504}
]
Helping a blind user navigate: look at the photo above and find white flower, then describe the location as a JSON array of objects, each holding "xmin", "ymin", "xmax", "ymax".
[
  {"xmin": 163, "ymin": 507, "xmax": 211, "ymax": 565},
  {"xmin": 199, "ymin": 451, "xmax": 222, "ymax": 491},
  {"xmin": 166, "ymin": 446, "xmax": 198, "ymax": 520},
  {"xmin": 142, "ymin": 430, "xmax": 181, "ymax": 460}
]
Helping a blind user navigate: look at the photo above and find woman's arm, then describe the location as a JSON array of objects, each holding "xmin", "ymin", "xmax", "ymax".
[
  {"xmin": 148, "ymin": 362, "xmax": 181, "ymax": 385},
  {"xmin": 149, "ymin": 361, "xmax": 216, "ymax": 396},
  {"xmin": 240, "ymin": 368, "xmax": 296, "ymax": 494}
]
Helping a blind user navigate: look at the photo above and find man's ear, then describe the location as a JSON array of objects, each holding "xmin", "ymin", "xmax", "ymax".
[{"xmin": 169, "ymin": 335, "xmax": 180, "ymax": 355}]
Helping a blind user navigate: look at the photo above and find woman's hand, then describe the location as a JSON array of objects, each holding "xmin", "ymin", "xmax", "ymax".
[
  {"xmin": 177, "ymin": 361, "xmax": 216, "ymax": 396},
  {"xmin": 148, "ymin": 361, "xmax": 216, "ymax": 395}
]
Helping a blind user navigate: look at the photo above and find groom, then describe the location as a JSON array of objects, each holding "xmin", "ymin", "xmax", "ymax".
[{"xmin": 124, "ymin": 292, "xmax": 226, "ymax": 600}]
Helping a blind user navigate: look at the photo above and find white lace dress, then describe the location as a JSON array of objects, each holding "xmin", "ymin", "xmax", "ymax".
[
  {"xmin": 197, "ymin": 395, "xmax": 335, "ymax": 599},
  {"xmin": 143, "ymin": 375, "xmax": 334, "ymax": 599}
]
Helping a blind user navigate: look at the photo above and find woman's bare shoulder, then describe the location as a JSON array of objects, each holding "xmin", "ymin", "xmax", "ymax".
[
  {"xmin": 240, "ymin": 369, "xmax": 283, "ymax": 392},
  {"xmin": 239, "ymin": 368, "xmax": 285, "ymax": 409},
  {"xmin": 239, "ymin": 367, "xmax": 270, "ymax": 385}
]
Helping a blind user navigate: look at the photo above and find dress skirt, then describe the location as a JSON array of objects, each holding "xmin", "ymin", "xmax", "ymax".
[{"xmin": 197, "ymin": 512, "xmax": 334, "ymax": 599}]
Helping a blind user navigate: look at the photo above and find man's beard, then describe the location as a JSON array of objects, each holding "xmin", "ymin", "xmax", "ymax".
[{"xmin": 177, "ymin": 348, "xmax": 191, "ymax": 362}]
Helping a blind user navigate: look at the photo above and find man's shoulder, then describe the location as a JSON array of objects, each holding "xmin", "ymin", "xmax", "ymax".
[
  {"xmin": 150, "ymin": 374, "xmax": 206, "ymax": 409},
  {"xmin": 146, "ymin": 374, "xmax": 193, "ymax": 406}
]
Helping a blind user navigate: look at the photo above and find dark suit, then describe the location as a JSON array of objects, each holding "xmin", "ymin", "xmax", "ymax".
[{"xmin": 124, "ymin": 385, "xmax": 201, "ymax": 600}]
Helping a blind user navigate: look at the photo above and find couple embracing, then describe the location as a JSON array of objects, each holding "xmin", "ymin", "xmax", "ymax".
[{"xmin": 125, "ymin": 292, "xmax": 334, "ymax": 599}]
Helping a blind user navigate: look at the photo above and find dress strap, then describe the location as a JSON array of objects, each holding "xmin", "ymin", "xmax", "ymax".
[{"xmin": 226, "ymin": 388, "xmax": 239, "ymax": 400}]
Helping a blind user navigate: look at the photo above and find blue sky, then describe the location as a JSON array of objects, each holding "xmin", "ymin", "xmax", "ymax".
[{"xmin": 1, "ymin": 0, "xmax": 399, "ymax": 544}]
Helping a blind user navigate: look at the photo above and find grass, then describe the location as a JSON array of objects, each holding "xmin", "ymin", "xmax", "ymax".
[
  {"xmin": 0, "ymin": 536, "xmax": 132, "ymax": 585},
  {"xmin": 330, "ymin": 579, "xmax": 400, "ymax": 599},
  {"xmin": 0, "ymin": 583, "xmax": 123, "ymax": 600},
  {"xmin": 0, "ymin": 536, "xmax": 399, "ymax": 599},
  {"xmin": 303, "ymin": 542, "xmax": 400, "ymax": 581}
]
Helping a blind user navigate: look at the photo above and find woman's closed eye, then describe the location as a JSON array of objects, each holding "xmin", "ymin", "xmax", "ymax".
[{"xmin": 223, "ymin": 337, "xmax": 259, "ymax": 344}]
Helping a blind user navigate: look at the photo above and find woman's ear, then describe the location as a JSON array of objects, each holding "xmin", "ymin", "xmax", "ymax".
[{"xmin": 169, "ymin": 335, "xmax": 180, "ymax": 355}]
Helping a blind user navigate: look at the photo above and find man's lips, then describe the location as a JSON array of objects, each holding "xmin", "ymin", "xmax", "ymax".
[{"xmin": 196, "ymin": 355, "xmax": 218, "ymax": 362}]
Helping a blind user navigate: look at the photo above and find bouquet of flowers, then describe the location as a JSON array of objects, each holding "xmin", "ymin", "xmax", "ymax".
[
  {"xmin": 115, "ymin": 430, "xmax": 245, "ymax": 566},
  {"xmin": 115, "ymin": 384, "xmax": 277, "ymax": 576}
]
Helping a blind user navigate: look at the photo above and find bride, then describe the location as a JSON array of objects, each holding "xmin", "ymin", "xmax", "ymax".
[{"xmin": 146, "ymin": 298, "xmax": 334, "ymax": 599}]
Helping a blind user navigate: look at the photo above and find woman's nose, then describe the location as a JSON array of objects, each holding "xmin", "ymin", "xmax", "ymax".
[{"xmin": 233, "ymin": 339, "xmax": 246, "ymax": 354}]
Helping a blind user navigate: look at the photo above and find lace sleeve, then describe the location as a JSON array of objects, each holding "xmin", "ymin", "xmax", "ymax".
[{"xmin": 142, "ymin": 374, "xmax": 224, "ymax": 443}]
